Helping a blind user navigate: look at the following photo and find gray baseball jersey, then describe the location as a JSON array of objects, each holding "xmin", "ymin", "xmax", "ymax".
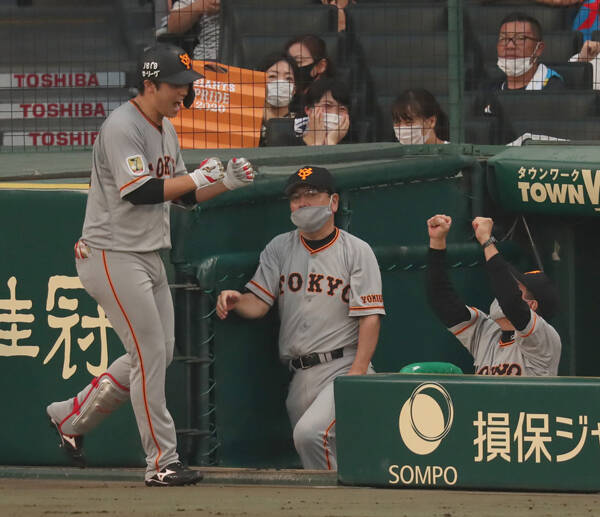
[
  {"xmin": 246, "ymin": 228, "xmax": 386, "ymax": 361},
  {"xmin": 450, "ymin": 307, "xmax": 561, "ymax": 376},
  {"xmin": 245, "ymin": 227, "xmax": 384, "ymax": 469},
  {"xmin": 82, "ymin": 100, "xmax": 187, "ymax": 252}
]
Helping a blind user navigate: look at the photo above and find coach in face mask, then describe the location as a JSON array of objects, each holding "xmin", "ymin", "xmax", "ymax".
[{"xmin": 494, "ymin": 13, "xmax": 564, "ymax": 91}]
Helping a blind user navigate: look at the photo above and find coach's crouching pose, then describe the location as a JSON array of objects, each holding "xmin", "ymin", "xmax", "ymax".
[
  {"xmin": 426, "ymin": 214, "xmax": 561, "ymax": 376},
  {"xmin": 216, "ymin": 166, "xmax": 385, "ymax": 470}
]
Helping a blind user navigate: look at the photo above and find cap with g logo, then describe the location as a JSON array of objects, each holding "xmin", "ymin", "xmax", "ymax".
[
  {"xmin": 138, "ymin": 43, "xmax": 203, "ymax": 108},
  {"xmin": 284, "ymin": 166, "xmax": 336, "ymax": 196}
]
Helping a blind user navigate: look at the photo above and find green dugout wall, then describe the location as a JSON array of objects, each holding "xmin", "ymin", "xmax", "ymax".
[{"xmin": 0, "ymin": 143, "xmax": 597, "ymax": 471}]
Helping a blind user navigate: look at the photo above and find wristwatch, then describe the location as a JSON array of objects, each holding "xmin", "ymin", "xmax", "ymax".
[{"xmin": 482, "ymin": 236, "xmax": 497, "ymax": 249}]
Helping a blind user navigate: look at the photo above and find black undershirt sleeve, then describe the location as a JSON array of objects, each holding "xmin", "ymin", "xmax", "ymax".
[
  {"xmin": 485, "ymin": 253, "xmax": 531, "ymax": 331},
  {"xmin": 123, "ymin": 178, "xmax": 164, "ymax": 205},
  {"xmin": 175, "ymin": 190, "xmax": 197, "ymax": 206},
  {"xmin": 427, "ymin": 248, "xmax": 471, "ymax": 328}
]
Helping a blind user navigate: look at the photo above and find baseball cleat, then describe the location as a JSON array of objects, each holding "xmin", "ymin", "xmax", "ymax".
[
  {"xmin": 47, "ymin": 410, "xmax": 86, "ymax": 468},
  {"xmin": 145, "ymin": 462, "xmax": 203, "ymax": 487}
]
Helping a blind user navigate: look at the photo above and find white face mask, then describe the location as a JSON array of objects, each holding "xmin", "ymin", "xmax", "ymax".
[
  {"xmin": 488, "ymin": 298, "xmax": 506, "ymax": 321},
  {"xmin": 323, "ymin": 112, "xmax": 342, "ymax": 131},
  {"xmin": 497, "ymin": 44, "xmax": 539, "ymax": 78},
  {"xmin": 266, "ymin": 80, "xmax": 294, "ymax": 107},
  {"xmin": 290, "ymin": 197, "xmax": 333, "ymax": 233},
  {"xmin": 394, "ymin": 125, "xmax": 432, "ymax": 145}
]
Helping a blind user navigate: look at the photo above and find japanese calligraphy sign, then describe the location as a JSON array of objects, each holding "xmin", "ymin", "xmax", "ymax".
[
  {"xmin": 335, "ymin": 374, "xmax": 600, "ymax": 491},
  {"xmin": 488, "ymin": 146, "xmax": 600, "ymax": 217}
]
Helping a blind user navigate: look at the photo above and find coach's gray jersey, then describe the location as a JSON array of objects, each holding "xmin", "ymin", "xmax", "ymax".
[
  {"xmin": 81, "ymin": 100, "xmax": 187, "ymax": 252},
  {"xmin": 450, "ymin": 306, "xmax": 561, "ymax": 376},
  {"xmin": 246, "ymin": 228, "xmax": 385, "ymax": 361}
]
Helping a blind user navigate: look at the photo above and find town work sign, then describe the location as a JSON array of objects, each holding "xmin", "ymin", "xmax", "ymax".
[
  {"xmin": 488, "ymin": 146, "xmax": 600, "ymax": 216},
  {"xmin": 335, "ymin": 374, "xmax": 600, "ymax": 491}
]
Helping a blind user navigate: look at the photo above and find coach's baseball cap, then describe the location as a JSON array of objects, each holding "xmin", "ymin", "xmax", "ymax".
[
  {"xmin": 284, "ymin": 166, "xmax": 336, "ymax": 196},
  {"xmin": 138, "ymin": 43, "xmax": 203, "ymax": 107},
  {"xmin": 511, "ymin": 267, "xmax": 559, "ymax": 320}
]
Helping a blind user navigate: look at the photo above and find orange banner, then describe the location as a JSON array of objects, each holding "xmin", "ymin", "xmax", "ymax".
[{"xmin": 170, "ymin": 61, "xmax": 266, "ymax": 149}]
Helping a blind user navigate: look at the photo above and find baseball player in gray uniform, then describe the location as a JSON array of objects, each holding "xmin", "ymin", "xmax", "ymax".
[
  {"xmin": 45, "ymin": 43, "xmax": 254, "ymax": 486},
  {"xmin": 216, "ymin": 166, "xmax": 385, "ymax": 470},
  {"xmin": 426, "ymin": 214, "xmax": 561, "ymax": 376}
]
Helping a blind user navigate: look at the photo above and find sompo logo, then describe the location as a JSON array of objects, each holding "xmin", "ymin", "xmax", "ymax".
[{"xmin": 398, "ymin": 383, "xmax": 454, "ymax": 455}]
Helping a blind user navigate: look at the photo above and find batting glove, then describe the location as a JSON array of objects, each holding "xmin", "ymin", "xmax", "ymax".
[
  {"xmin": 189, "ymin": 157, "xmax": 225, "ymax": 189},
  {"xmin": 222, "ymin": 157, "xmax": 254, "ymax": 190}
]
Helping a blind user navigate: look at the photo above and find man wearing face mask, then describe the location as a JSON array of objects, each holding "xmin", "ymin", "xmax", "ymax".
[
  {"xmin": 426, "ymin": 214, "xmax": 561, "ymax": 376},
  {"xmin": 216, "ymin": 166, "xmax": 385, "ymax": 469},
  {"xmin": 494, "ymin": 13, "xmax": 564, "ymax": 92}
]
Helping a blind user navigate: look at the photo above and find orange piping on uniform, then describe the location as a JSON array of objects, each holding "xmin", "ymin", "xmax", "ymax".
[
  {"xmin": 102, "ymin": 251, "xmax": 162, "ymax": 473},
  {"xmin": 499, "ymin": 340, "xmax": 515, "ymax": 347},
  {"xmin": 323, "ymin": 419, "xmax": 336, "ymax": 471},
  {"xmin": 119, "ymin": 175, "xmax": 150, "ymax": 192},
  {"xmin": 300, "ymin": 228, "xmax": 340, "ymax": 254},
  {"xmin": 249, "ymin": 280, "xmax": 275, "ymax": 301},
  {"xmin": 453, "ymin": 307, "xmax": 479, "ymax": 336},
  {"xmin": 520, "ymin": 312, "xmax": 538, "ymax": 338},
  {"xmin": 349, "ymin": 305, "xmax": 385, "ymax": 311}
]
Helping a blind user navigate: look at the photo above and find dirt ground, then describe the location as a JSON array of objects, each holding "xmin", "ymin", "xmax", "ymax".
[{"xmin": 1, "ymin": 478, "xmax": 599, "ymax": 517}]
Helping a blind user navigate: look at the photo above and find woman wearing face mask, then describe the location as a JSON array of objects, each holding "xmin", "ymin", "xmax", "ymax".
[
  {"xmin": 391, "ymin": 89, "xmax": 449, "ymax": 145},
  {"xmin": 259, "ymin": 53, "xmax": 300, "ymax": 146},
  {"xmin": 301, "ymin": 78, "xmax": 351, "ymax": 146},
  {"xmin": 285, "ymin": 35, "xmax": 336, "ymax": 114}
]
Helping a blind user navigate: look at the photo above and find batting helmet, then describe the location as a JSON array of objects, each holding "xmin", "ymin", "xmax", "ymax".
[{"xmin": 138, "ymin": 43, "xmax": 203, "ymax": 108}]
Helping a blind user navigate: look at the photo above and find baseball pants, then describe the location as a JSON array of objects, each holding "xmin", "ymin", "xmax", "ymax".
[
  {"xmin": 286, "ymin": 350, "xmax": 375, "ymax": 470},
  {"xmin": 75, "ymin": 246, "xmax": 179, "ymax": 479}
]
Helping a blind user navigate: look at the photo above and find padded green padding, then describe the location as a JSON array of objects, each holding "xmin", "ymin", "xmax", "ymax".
[{"xmin": 399, "ymin": 361, "xmax": 463, "ymax": 374}]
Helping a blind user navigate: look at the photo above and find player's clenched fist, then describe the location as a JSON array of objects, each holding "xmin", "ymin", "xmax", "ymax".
[
  {"xmin": 189, "ymin": 157, "xmax": 224, "ymax": 189},
  {"xmin": 223, "ymin": 157, "xmax": 254, "ymax": 190},
  {"xmin": 216, "ymin": 289, "xmax": 242, "ymax": 319},
  {"xmin": 472, "ymin": 217, "xmax": 494, "ymax": 246}
]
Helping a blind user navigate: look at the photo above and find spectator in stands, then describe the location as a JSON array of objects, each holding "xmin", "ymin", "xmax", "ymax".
[
  {"xmin": 570, "ymin": 40, "xmax": 600, "ymax": 90},
  {"xmin": 301, "ymin": 78, "xmax": 351, "ymax": 146},
  {"xmin": 166, "ymin": 0, "xmax": 221, "ymax": 60},
  {"xmin": 320, "ymin": 0, "xmax": 357, "ymax": 32},
  {"xmin": 493, "ymin": 13, "xmax": 564, "ymax": 91},
  {"xmin": 391, "ymin": 89, "xmax": 449, "ymax": 145},
  {"xmin": 259, "ymin": 54, "xmax": 301, "ymax": 146},
  {"xmin": 285, "ymin": 35, "xmax": 335, "ymax": 94}
]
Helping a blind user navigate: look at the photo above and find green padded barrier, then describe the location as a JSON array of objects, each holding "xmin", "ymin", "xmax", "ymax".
[
  {"xmin": 399, "ymin": 362, "xmax": 463, "ymax": 374},
  {"xmin": 335, "ymin": 374, "xmax": 600, "ymax": 491},
  {"xmin": 0, "ymin": 189, "xmax": 144, "ymax": 468},
  {"xmin": 488, "ymin": 145, "xmax": 600, "ymax": 217}
]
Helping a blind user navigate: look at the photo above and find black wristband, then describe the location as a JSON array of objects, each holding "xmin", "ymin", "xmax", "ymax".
[{"xmin": 482, "ymin": 236, "xmax": 497, "ymax": 249}]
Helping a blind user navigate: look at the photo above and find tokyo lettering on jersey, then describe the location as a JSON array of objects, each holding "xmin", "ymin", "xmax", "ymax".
[
  {"xmin": 246, "ymin": 228, "xmax": 386, "ymax": 361},
  {"xmin": 81, "ymin": 100, "xmax": 187, "ymax": 252},
  {"xmin": 450, "ymin": 306, "xmax": 561, "ymax": 376}
]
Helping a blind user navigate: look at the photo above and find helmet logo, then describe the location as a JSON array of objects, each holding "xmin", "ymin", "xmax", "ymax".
[
  {"xmin": 179, "ymin": 53, "xmax": 192, "ymax": 69},
  {"xmin": 298, "ymin": 167, "xmax": 313, "ymax": 180}
]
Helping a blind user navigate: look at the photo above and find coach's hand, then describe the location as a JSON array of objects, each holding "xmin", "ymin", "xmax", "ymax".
[
  {"xmin": 223, "ymin": 158, "xmax": 254, "ymax": 190},
  {"xmin": 216, "ymin": 290, "xmax": 242, "ymax": 319},
  {"xmin": 427, "ymin": 214, "xmax": 452, "ymax": 250},
  {"xmin": 472, "ymin": 216, "xmax": 494, "ymax": 246}
]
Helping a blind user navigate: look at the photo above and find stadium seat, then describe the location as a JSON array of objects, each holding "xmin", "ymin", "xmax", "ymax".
[
  {"xmin": 507, "ymin": 119, "xmax": 600, "ymax": 142},
  {"xmin": 495, "ymin": 91, "xmax": 598, "ymax": 121},
  {"xmin": 367, "ymin": 66, "xmax": 449, "ymax": 97},
  {"xmin": 464, "ymin": 4, "xmax": 570, "ymax": 35},
  {"xmin": 346, "ymin": 4, "xmax": 447, "ymax": 34},
  {"xmin": 354, "ymin": 33, "xmax": 449, "ymax": 68}
]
